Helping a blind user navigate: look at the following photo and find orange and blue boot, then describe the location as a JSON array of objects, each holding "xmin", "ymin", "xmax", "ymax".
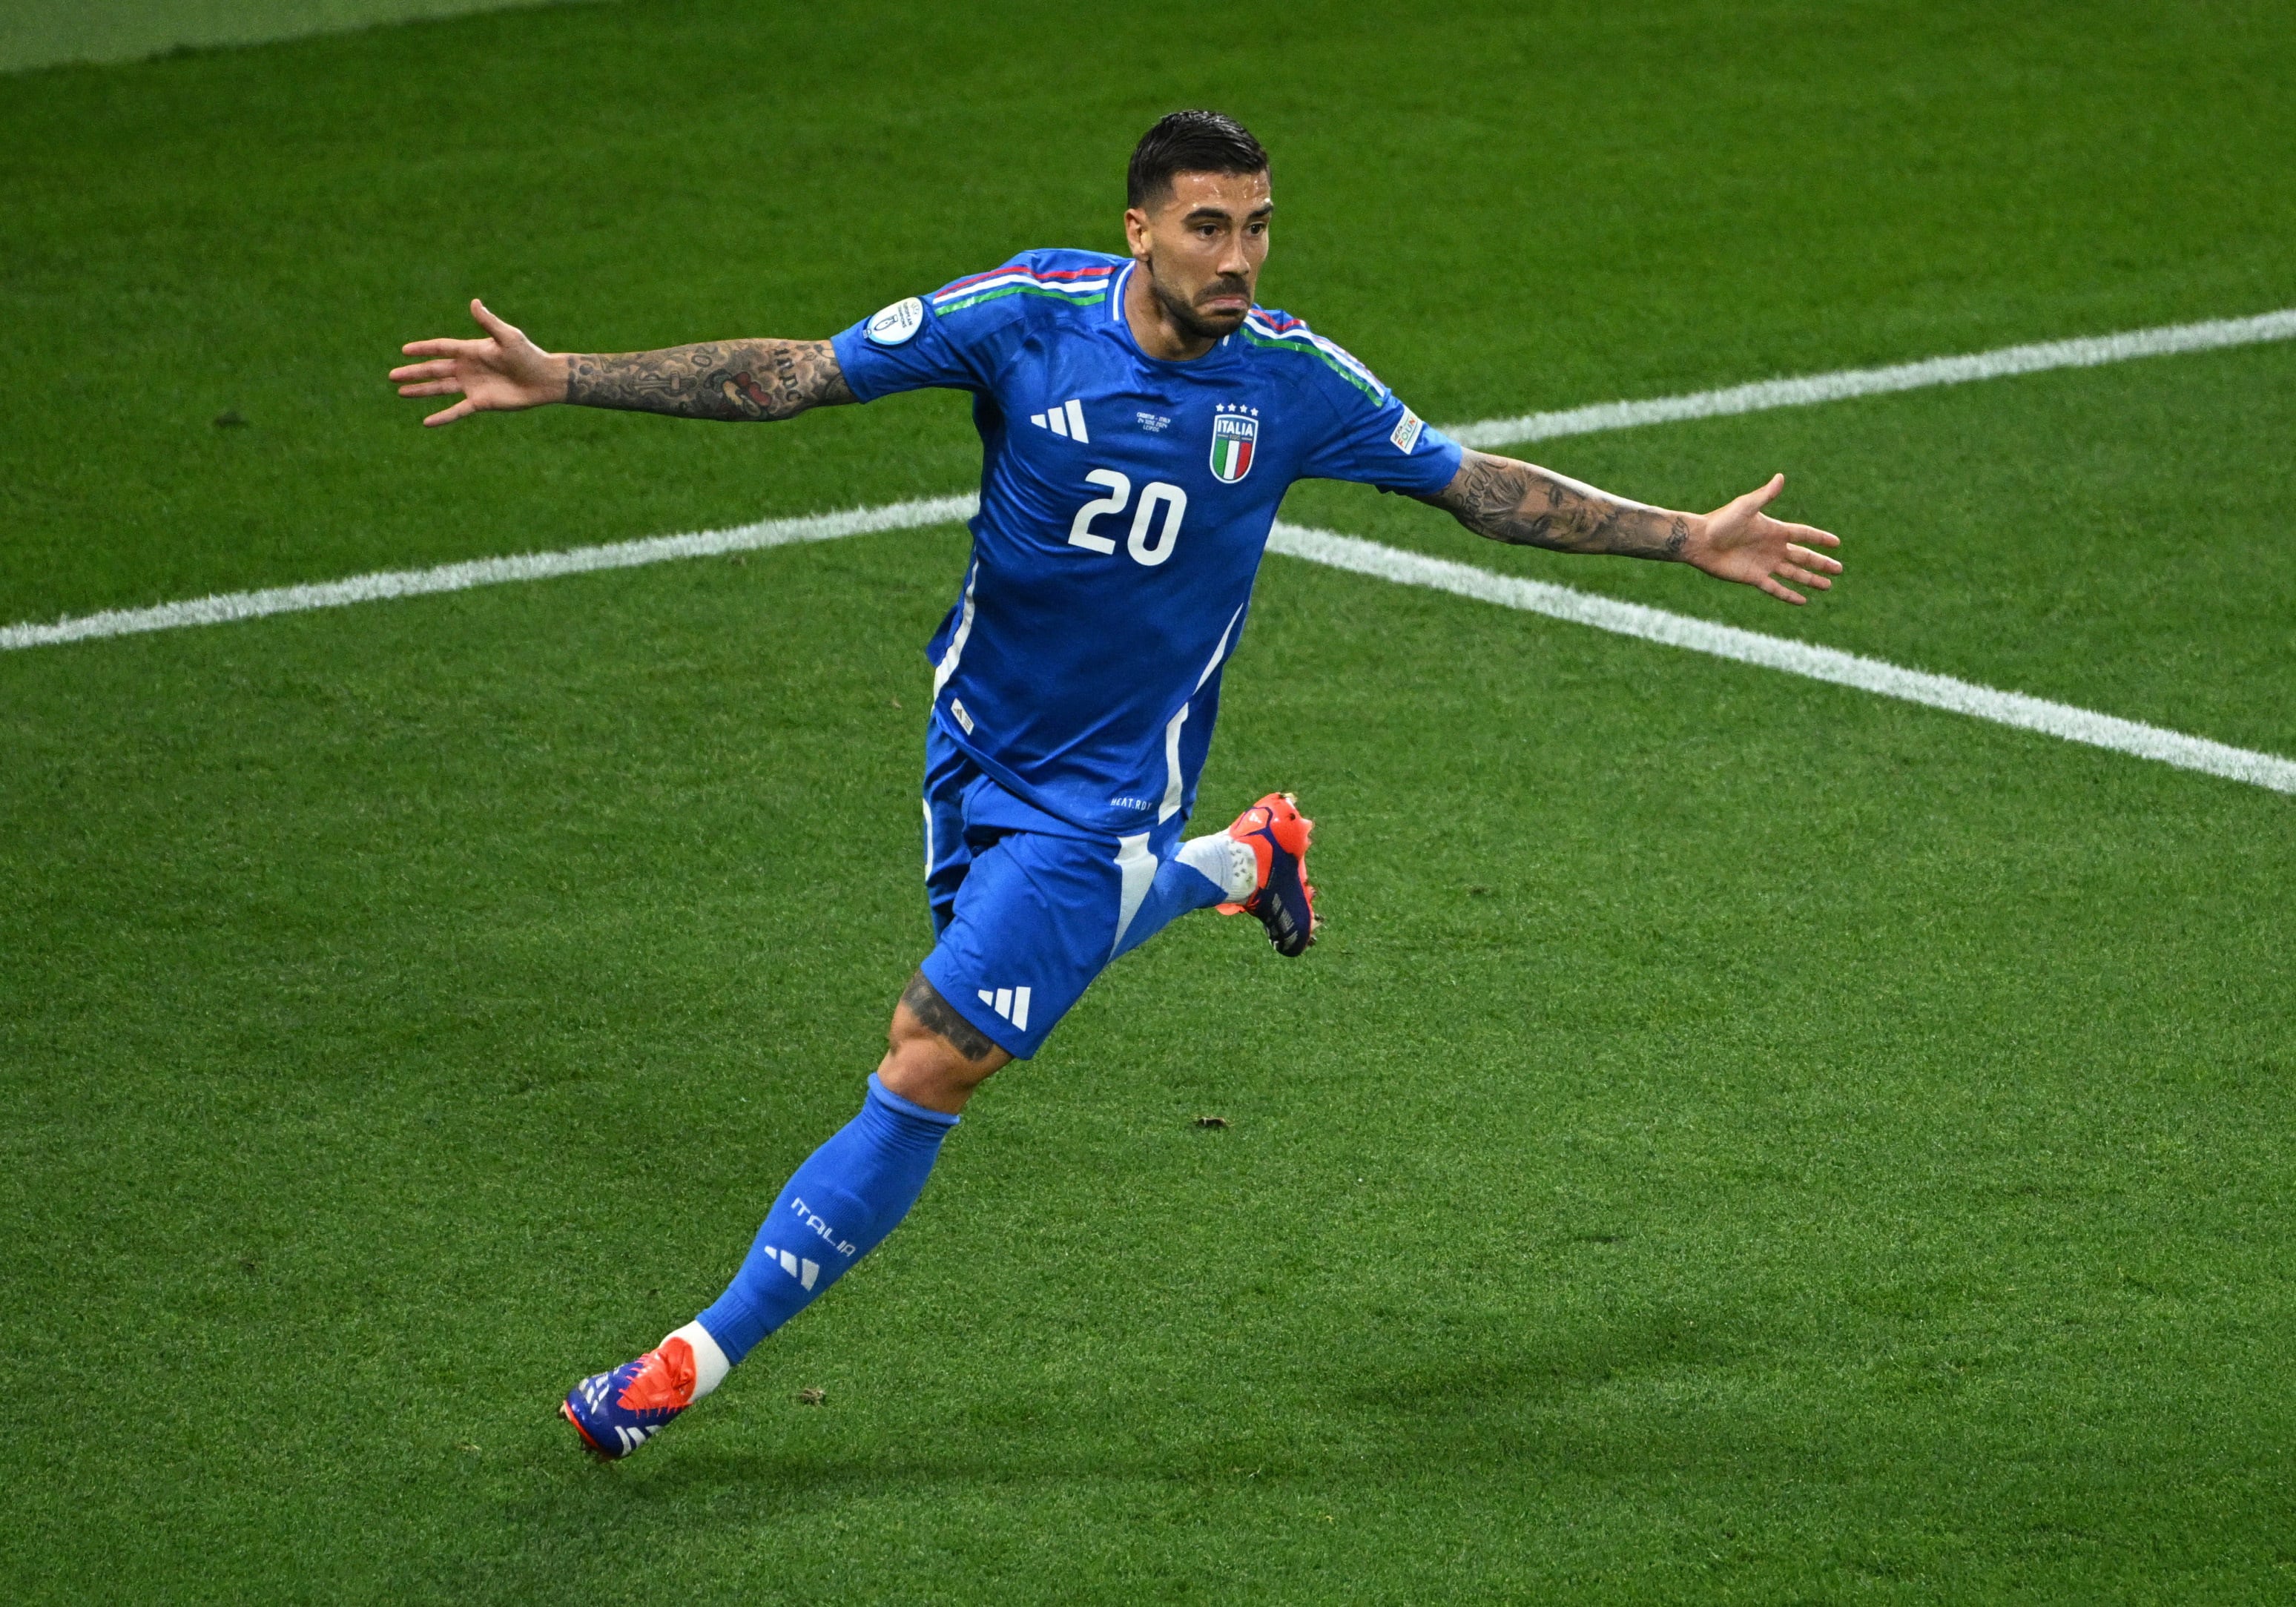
[
  {"xmin": 561, "ymin": 1336, "xmax": 698, "ymax": 1459},
  {"xmin": 1219, "ymin": 791, "xmax": 1319, "ymax": 956}
]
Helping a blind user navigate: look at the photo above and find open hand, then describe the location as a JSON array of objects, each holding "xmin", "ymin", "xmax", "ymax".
[
  {"xmin": 389, "ymin": 299, "xmax": 564, "ymax": 426},
  {"xmin": 1684, "ymin": 474, "xmax": 1843, "ymax": 604}
]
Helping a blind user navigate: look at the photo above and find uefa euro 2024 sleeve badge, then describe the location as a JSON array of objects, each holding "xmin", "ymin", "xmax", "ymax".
[{"xmin": 1209, "ymin": 403, "xmax": 1259, "ymax": 484}]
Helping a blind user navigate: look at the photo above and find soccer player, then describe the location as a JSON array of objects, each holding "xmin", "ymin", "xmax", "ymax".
[{"xmin": 391, "ymin": 110, "xmax": 1841, "ymax": 1459}]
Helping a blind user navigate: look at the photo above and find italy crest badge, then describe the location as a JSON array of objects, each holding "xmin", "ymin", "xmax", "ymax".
[{"xmin": 1209, "ymin": 404, "xmax": 1259, "ymax": 484}]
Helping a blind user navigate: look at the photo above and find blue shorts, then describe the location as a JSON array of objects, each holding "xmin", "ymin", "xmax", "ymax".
[{"xmin": 917, "ymin": 718, "xmax": 1187, "ymax": 1059}]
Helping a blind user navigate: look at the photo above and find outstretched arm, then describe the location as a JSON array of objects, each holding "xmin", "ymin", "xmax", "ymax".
[
  {"xmin": 1420, "ymin": 449, "xmax": 1844, "ymax": 604},
  {"xmin": 389, "ymin": 298, "xmax": 855, "ymax": 427},
  {"xmin": 564, "ymin": 337, "xmax": 853, "ymax": 422}
]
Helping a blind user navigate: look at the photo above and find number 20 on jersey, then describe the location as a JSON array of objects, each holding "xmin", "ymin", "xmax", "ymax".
[{"xmin": 1068, "ymin": 470, "xmax": 1188, "ymax": 567}]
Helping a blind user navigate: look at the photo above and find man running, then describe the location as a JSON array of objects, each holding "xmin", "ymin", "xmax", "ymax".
[{"xmin": 390, "ymin": 109, "xmax": 1841, "ymax": 1459}]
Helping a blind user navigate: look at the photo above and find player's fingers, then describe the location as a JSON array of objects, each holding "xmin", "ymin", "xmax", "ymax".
[
  {"xmin": 1778, "ymin": 562, "xmax": 1833, "ymax": 590},
  {"xmin": 397, "ymin": 379, "xmax": 464, "ymax": 398},
  {"xmin": 1758, "ymin": 572, "xmax": 1807, "ymax": 604},
  {"xmin": 423, "ymin": 397, "xmax": 478, "ymax": 426},
  {"xmin": 388, "ymin": 358, "xmax": 457, "ymax": 382},
  {"xmin": 1785, "ymin": 542, "xmax": 1844, "ymax": 574},
  {"xmin": 1712, "ymin": 475, "xmax": 1785, "ymax": 532},
  {"xmin": 400, "ymin": 337, "xmax": 484, "ymax": 358},
  {"xmin": 1784, "ymin": 521, "xmax": 1841, "ymax": 549},
  {"xmin": 470, "ymin": 297, "xmax": 520, "ymax": 344}
]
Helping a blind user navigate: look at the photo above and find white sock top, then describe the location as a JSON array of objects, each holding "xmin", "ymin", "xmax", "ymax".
[
  {"xmin": 1178, "ymin": 832, "xmax": 1260, "ymax": 903},
  {"xmin": 667, "ymin": 1320, "xmax": 732, "ymax": 1401}
]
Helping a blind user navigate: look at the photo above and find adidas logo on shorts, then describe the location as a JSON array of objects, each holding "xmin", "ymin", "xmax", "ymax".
[{"xmin": 976, "ymin": 986, "xmax": 1032, "ymax": 1030}]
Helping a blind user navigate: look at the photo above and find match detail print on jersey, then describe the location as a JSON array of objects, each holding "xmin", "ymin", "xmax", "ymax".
[{"xmin": 1209, "ymin": 403, "xmax": 1259, "ymax": 484}]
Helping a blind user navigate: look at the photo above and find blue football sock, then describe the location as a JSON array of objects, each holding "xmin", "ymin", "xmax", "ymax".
[
  {"xmin": 696, "ymin": 1073, "xmax": 958, "ymax": 1365},
  {"xmin": 1113, "ymin": 842, "xmax": 1241, "ymax": 960}
]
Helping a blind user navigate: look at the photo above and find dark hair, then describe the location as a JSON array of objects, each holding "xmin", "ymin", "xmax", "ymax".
[{"xmin": 1126, "ymin": 110, "xmax": 1269, "ymax": 209}]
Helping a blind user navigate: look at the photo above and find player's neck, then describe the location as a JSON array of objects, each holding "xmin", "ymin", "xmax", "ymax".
[{"xmin": 1124, "ymin": 261, "xmax": 1221, "ymax": 363}]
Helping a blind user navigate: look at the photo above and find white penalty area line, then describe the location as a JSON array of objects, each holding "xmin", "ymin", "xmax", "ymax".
[
  {"xmin": 4, "ymin": 490, "xmax": 2289, "ymax": 796},
  {"xmin": 1265, "ymin": 524, "xmax": 2296, "ymax": 796},
  {"xmin": 4, "ymin": 306, "xmax": 2294, "ymax": 793},
  {"xmin": 10, "ymin": 303, "xmax": 2295, "ymax": 656},
  {"xmin": 0, "ymin": 495, "xmax": 979, "ymax": 651},
  {"xmin": 1445, "ymin": 306, "xmax": 2296, "ymax": 449}
]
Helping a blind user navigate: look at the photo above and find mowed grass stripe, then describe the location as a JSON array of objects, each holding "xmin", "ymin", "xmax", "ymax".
[{"xmin": 7, "ymin": 529, "xmax": 2291, "ymax": 1601}]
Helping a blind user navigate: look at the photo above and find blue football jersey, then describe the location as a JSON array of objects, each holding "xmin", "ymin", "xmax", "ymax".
[{"xmin": 830, "ymin": 248, "xmax": 1462, "ymax": 837}]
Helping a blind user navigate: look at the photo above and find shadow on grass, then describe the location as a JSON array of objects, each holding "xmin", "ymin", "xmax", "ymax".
[
  {"xmin": 402, "ymin": 1301, "xmax": 1771, "ymax": 1600},
  {"xmin": 1342, "ymin": 1300, "xmax": 1742, "ymax": 1416}
]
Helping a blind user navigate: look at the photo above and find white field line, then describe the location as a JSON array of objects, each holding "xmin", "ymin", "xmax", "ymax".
[
  {"xmin": 4, "ymin": 308, "xmax": 2293, "ymax": 792},
  {"xmin": 10, "ymin": 305, "xmax": 2294, "ymax": 654},
  {"xmin": 1445, "ymin": 306, "xmax": 2296, "ymax": 448},
  {"xmin": 1267, "ymin": 524, "xmax": 2296, "ymax": 794},
  {"xmin": 0, "ymin": 495, "xmax": 977, "ymax": 650},
  {"xmin": 10, "ymin": 306, "xmax": 2293, "ymax": 653}
]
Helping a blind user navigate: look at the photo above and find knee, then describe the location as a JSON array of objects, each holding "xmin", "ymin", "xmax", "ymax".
[{"xmin": 878, "ymin": 984, "xmax": 1009, "ymax": 1114}]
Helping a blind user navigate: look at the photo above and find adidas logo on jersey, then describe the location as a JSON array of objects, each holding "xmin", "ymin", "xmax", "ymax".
[
  {"xmin": 1028, "ymin": 399, "xmax": 1091, "ymax": 443},
  {"xmin": 759, "ymin": 1244, "xmax": 821, "ymax": 1290},
  {"xmin": 976, "ymin": 985, "xmax": 1032, "ymax": 1030}
]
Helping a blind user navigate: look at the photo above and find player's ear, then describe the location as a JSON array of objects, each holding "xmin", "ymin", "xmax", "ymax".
[{"xmin": 1122, "ymin": 206, "xmax": 1152, "ymax": 258}]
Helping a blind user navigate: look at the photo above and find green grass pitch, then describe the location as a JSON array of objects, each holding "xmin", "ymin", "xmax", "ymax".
[{"xmin": 5, "ymin": 1, "xmax": 2296, "ymax": 1599}]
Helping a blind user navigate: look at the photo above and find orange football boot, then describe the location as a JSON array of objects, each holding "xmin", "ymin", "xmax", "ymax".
[
  {"xmin": 561, "ymin": 1336, "xmax": 699, "ymax": 1459},
  {"xmin": 1217, "ymin": 791, "xmax": 1319, "ymax": 956}
]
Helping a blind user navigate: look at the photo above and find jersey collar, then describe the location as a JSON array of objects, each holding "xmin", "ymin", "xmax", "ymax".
[{"xmin": 1107, "ymin": 261, "xmax": 1242, "ymax": 370}]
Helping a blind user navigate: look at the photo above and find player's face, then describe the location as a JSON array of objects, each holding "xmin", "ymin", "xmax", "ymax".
[{"xmin": 1124, "ymin": 169, "xmax": 1273, "ymax": 342}]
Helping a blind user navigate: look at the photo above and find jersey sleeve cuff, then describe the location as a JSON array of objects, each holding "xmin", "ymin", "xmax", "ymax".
[
  {"xmin": 1380, "ymin": 426, "xmax": 1464, "ymax": 496},
  {"xmin": 829, "ymin": 323, "xmax": 895, "ymax": 404}
]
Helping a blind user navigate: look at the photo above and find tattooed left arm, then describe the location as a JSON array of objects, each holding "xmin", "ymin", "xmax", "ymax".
[
  {"xmin": 1422, "ymin": 449, "xmax": 1692, "ymax": 558},
  {"xmin": 1420, "ymin": 449, "xmax": 1846, "ymax": 604}
]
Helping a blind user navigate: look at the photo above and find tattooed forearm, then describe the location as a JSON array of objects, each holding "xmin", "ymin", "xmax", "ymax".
[
  {"xmin": 899, "ymin": 969, "xmax": 1001, "ymax": 1064},
  {"xmin": 563, "ymin": 338, "xmax": 855, "ymax": 421},
  {"xmin": 1422, "ymin": 449, "xmax": 1694, "ymax": 560}
]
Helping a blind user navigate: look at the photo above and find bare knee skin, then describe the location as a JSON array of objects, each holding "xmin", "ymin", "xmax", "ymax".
[{"xmin": 877, "ymin": 969, "xmax": 1010, "ymax": 1114}]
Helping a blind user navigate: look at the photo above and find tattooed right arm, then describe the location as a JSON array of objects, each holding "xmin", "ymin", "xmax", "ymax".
[
  {"xmin": 391, "ymin": 300, "xmax": 856, "ymax": 428},
  {"xmin": 564, "ymin": 338, "xmax": 855, "ymax": 422}
]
